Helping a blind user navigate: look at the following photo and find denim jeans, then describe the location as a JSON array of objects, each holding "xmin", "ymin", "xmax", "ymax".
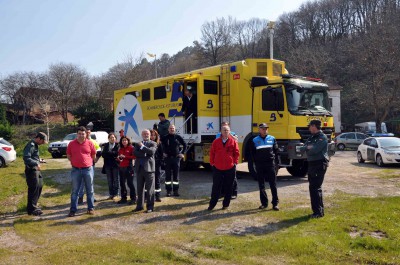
[
  {"xmin": 70, "ymin": 167, "xmax": 94, "ymax": 212},
  {"xmin": 78, "ymin": 166, "xmax": 94, "ymax": 198}
]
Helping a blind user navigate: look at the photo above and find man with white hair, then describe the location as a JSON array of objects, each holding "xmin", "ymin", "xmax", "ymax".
[{"xmin": 133, "ymin": 129, "xmax": 157, "ymax": 213}]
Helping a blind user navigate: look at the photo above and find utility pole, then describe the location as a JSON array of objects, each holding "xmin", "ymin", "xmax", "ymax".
[{"xmin": 267, "ymin": 21, "xmax": 275, "ymax": 59}]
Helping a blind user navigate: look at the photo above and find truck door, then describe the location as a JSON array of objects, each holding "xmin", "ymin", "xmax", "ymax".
[
  {"xmin": 197, "ymin": 77, "xmax": 220, "ymax": 135},
  {"xmin": 256, "ymin": 85, "xmax": 289, "ymax": 139}
]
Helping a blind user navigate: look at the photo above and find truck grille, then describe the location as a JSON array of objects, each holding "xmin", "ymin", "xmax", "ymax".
[{"xmin": 296, "ymin": 127, "xmax": 334, "ymax": 141}]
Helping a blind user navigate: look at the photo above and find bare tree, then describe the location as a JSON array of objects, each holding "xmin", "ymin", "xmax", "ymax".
[
  {"xmin": 26, "ymin": 89, "xmax": 57, "ymax": 140},
  {"xmin": 158, "ymin": 53, "xmax": 171, "ymax": 77},
  {"xmin": 0, "ymin": 71, "xmax": 42, "ymax": 124},
  {"xmin": 194, "ymin": 17, "xmax": 234, "ymax": 66},
  {"xmin": 232, "ymin": 18, "xmax": 268, "ymax": 59},
  {"xmin": 42, "ymin": 63, "xmax": 90, "ymax": 125}
]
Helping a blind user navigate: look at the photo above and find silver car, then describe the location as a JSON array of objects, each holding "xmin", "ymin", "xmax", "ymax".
[{"xmin": 334, "ymin": 132, "xmax": 369, "ymax": 151}]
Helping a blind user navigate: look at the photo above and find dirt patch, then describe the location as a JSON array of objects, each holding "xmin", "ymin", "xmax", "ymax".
[
  {"xmin": 216, "ymin": 218, "xmax": 278, "ymax": 236},
  {"xmin": 349, "ymin": 226, "xmax": 388, "ymax": 239}
]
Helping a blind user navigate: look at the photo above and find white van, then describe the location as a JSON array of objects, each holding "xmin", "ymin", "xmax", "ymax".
[
  {"xmin": 89, "ymin": 131, "xmax": 109, "ymax": 146},
  {"xmin": 355, "ymin": 122, "xmax": 393, "ymax": 137},
  {"xmin": 48, "ymin": 131, "xmax": 109, "ymax": 158}
]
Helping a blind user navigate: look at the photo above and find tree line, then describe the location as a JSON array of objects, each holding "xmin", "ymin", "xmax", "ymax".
[{"xmin": 1, "ymin": 0, "xmax": 399, "ymax": 133}]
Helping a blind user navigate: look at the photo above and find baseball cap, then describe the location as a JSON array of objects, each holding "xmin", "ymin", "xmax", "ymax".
[
  {"xmin": 36, "ymin": 132, "xmax": 48, "ymax": 143},
  {"xmin": 259, "ymin": 123, "xmax": 269, "ymax": 128}
]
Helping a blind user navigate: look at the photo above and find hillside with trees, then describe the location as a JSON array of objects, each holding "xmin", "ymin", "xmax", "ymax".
[{"xmin": 1, "ymin": 0, "xmax": 399, "ymax": 134}]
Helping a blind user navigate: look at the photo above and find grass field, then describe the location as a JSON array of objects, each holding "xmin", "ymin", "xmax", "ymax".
[{"xmin": 1, "ymin": 159, "xmax": 400, "ymax": 265}]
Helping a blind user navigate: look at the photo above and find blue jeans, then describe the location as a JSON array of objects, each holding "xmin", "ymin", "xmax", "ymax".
[
  {"xmin": 70, "ymin": 167, "xmax": 94, "ymax": 212},
  {"xmin": 78, "ymin": 166, "xmax": 95, "ymax": 198}
]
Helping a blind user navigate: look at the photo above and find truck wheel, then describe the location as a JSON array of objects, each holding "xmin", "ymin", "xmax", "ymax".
[
  {"xmin": 0, "ymin": 157, "xmax": 5, "ymax": 168},
  {"xmin": 287, "ymin": 160, "xmax": 308, "ymax": 177}
]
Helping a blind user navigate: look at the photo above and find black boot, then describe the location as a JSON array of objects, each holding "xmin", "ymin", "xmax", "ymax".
[{"xmin": 155, "ymin": 192, "xmax": 162, "ymax": 202}]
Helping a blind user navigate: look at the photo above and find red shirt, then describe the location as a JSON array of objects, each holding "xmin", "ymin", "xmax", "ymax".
[
  {"xmin": 67, "ymin": 139, "xmax": 96, "ymax": 168},
  {"xmin": 118, "ymin": 145, "xmax": 136, "ymax": 167},
  {"xmin": 210, "ymin": 136, "xmax": 239, "ymax": 170}
]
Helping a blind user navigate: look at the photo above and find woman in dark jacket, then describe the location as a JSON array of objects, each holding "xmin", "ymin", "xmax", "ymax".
[
  {"xmin": 150, "ymin": 129, "xmax": 164, "ymax": 202},
  {"xmin": 101, "ymin": 133, "xmax": 120, "ymax": 200}
]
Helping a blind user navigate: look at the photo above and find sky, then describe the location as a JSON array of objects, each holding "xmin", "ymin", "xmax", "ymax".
[{"xmin": 0, "ymin": 0, "xmax": 307, "ymax": 77}]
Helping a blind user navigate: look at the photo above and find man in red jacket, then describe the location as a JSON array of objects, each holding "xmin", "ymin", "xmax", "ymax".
[{"xmin": 208, "ymin": 124, "xmax": 239, "ymax": 210}]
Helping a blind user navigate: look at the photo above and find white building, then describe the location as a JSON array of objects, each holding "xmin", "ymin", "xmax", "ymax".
[{"xmin": 328, "ymin": 85, "xmax": 342, "ymax": 134}]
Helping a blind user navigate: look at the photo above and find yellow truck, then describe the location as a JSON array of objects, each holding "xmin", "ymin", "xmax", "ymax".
[{"xmin": 114, "ymin": 58, "xmax": 335, "ymax": 177}]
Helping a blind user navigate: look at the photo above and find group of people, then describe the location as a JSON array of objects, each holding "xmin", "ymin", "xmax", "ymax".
[
  {"xmin": 23, "ymin": 117, "xmax": 328, "ymax": 219},
  {"xmin": 64, "ymin": 116, "xmax": 186, "ymax": 215}
]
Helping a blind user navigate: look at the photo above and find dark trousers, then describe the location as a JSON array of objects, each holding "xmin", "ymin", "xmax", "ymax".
[
  {"xmin": 209, "ymin": 166, "xmax": 236, "ymax": 209},
  {"xmin": 136, "ymin": 167, "xmax": 155, "ymax": 210},
  {"xmin": 105, "ymin": 166, "xmax": 119, "ymax": 197},
  {"xmin": 255, "ymin": 163, "xmax": 278, "ymax": 207},
  {"xmin": 165, "ymin": 157, "xmax": 181, "ymax": 192},
  {"xmin": 119, "ymin": 166, "xmax": 136, "ymax": 200},
  {"xmin": 155, "ymin": 159, "xmax": 162, "ymax": 194},
  {"xmin": 220, "ymin": 174, "xmax": 238, "ymax": 196},
  {"xmin": 25, "ymin": 169, "xmax": 43, "ymax": 214},
  {"xmin": 308, "ymin": 161, "xmax": 327, "ymax": 216}
]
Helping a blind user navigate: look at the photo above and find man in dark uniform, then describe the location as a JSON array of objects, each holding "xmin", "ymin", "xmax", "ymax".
[
  {"xmin": 299, "ymin": 119, "xmax": 329, "ymax": 218},
  {"xmin": 181, "ymin": 87, "xmax": 197, "ymax": 133},
  {"xmin": 23, "ymin": 132, "xmax": 47, "ymax": 216},
  {"xmin": 251, "ymin": 123, "xmax": 280, "ymax": 211},
  {"xmin": 162, "ymin": 124, "xmax": 186, "ymax": 197}
]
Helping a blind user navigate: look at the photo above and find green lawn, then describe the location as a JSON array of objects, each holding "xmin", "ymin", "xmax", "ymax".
[{"xmin": 1, "ymin": 159, "xmax": 399, "ymax": 265}]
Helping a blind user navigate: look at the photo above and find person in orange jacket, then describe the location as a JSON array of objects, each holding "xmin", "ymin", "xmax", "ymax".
[{"xmin": 207, "ymin": 124, "xmax": 239, "ymax": 211}]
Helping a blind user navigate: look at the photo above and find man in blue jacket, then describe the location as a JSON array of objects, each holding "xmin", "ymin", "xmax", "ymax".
[{"xmin": 251, "ymin": 123, "xmax": 279, "ymax": 211}]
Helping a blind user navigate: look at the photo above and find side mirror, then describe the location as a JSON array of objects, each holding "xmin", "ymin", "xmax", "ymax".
[{"xmin": 251, "ymin": 77, "xmax": 269, "ymax": 87}]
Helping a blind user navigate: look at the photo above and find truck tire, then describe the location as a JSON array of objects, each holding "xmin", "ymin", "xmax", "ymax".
[
  {"xmin": 0, "ymin": 157, "xmax": 5, "ymax": 168},
  {"xmin": 287, "ymin": 160, "xmax": 308, "ymax": 177}
]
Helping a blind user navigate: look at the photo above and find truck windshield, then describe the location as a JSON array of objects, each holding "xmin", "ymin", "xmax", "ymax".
[{"xmin": 285, "ymin": 83, "xmax": 332, "ymax": 116}]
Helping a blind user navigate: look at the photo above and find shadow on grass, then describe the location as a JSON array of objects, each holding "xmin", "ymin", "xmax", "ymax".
[{"xmin": 229, "ymin": 215, "xmax": 310, "ymax": 236}]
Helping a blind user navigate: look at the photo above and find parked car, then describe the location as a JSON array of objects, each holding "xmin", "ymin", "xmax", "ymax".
[
  {"xmin": 334, "ymin": 132, "xmax": 369, "ymax": 151},
  {"xmin": 48, "ymin": 131, "xmax": 108, "ymax": 158},
  {"xmin": 0, "ymin": 138, "xmax": 17, "ymax": 167},
  {"xmin": 357, "ymin": 137, "xmax": 400, "ymax": 166}
]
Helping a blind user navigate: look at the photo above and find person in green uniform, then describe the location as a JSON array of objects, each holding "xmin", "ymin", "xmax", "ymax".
[
  {"xmin": 23, "ymin": 132, "xmax": 48, "ymax": 216},
  {"xmin": 299, "ymin": 120, "xmax": 329, "ymax": 218}
]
